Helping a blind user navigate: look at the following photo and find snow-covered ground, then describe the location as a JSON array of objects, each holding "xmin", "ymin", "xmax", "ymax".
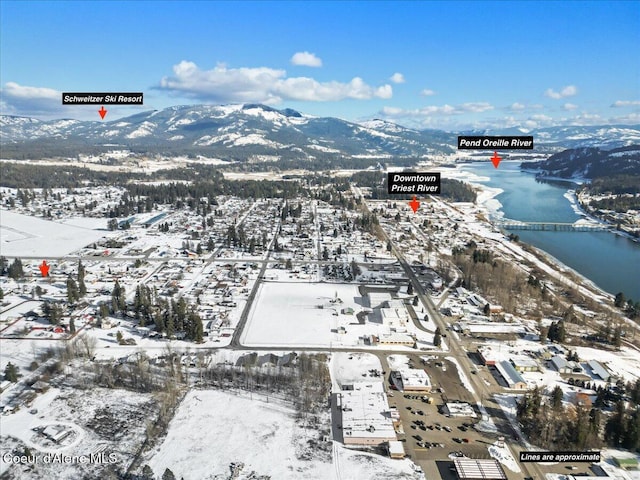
[
  {"xmin": 1, "ymin": 385, "xmax": 154, "ymax": 479},
  {"xmin": 330, "ymin": 352, "xmax": 382, "ymax": 391},
  {"xmin": 146, "ymin": 389, "xmax": 421, "ymax": 480},
  {"xmin": 1, "ymin": 210, "xmax": 109, "ymax": 257}
]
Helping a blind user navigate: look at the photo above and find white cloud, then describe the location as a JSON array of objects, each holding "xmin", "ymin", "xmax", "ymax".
[
  {"xmin": 613, "ymin": 112, "xmax": 640, "ymax": 123},
  {"xmin": 389, "ymin": 73, "xmax": 405, "ymax": 84},
  {"xmin": 509, "ymin": 102, "xmax": 526, "ymax": 111},
  {"xmin": 563, "ymin": 103, "xmax": 578, "ymax": 111},
  {"xmin": 461, "ymin": 102, "xmax": 494, "ymax": 113},
  {"xmin": 381, "ymin": 102, "xmax": 494, "ymax": 119},
  {"xmin": 290, "ymin": 51, "xmax": 322, "ymax": 67},
  {"xmin": 0, "ymin": 81, "xmax": 147, "ymax": 120},
  {"xmin": 611, "ymin": 100, "xmax": 640, "ymax": 107},
  {"xmin": 158, "ymin": 61, "xmax": 391, "ymax": 103},
  {"xmin": 544, "ymin": 85, "xmax": 577, "ymax": 99},
  {"xmin": 1, "ymin": 82, "xmax": 75, "ymax": 118},
  {"xmin": 0, "ymin": 81, "xmax": 61, "ymax": 115},
  {"xmin": 420, "ymin": 89, "xmax": 436, "ymax": 96}
]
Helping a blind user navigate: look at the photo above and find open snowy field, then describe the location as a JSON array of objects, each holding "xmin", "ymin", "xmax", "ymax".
[
  {"xmin": 0, "ymin": 210, "xmax": 108, "ymax": 257},
  {"xmin": 146, "ymin": 389, "xmax": 422, "ymax": 480},
  {"xmin": 146, "ymin": 389, "xmax": 327, "ymax": 480},
  {"xmin": 241, "ymin": 282, "xmax": 362, "ymax": 347}
]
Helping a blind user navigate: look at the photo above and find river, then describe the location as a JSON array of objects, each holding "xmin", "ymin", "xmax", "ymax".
[{"xmin": 458, "ymin": 161, "xmax": 640, "ymax": 301}]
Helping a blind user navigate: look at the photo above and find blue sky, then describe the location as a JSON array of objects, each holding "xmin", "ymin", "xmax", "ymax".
[{"xmin": 1, "ymin": 0, "xmax": 638, "ymax": 129}]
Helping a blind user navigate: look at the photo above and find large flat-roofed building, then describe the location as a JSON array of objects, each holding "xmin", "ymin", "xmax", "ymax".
[
  {"xmin": 453, "ymin": 458, "xmax": 507, "ymax": 480},
  {"xmin": 478, "ymin": 345, "xmax": 501, "ymax": 366},
  {"xmin": 377, "ymin": 333, "xmax": 415, "ymax": 347},
  {"xmin": 397, "ymin": 368, "xmax": 432, "ymax": 392},
  {"xmin": 339, "ymin": 382, "xmax": 397, "ymax": 446},
  {"xmin": 389, "ymin": 369, "xmax": 431, "ymax": 392},
  {"xmin": 380, "ymin": 307, "xmax": 409, "ymax": 330},
  {"xmin": 367, "ymin": 292, "xmax": 392, "ymax": 309}
]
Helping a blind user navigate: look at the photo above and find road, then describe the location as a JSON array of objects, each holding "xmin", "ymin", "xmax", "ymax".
[
  {"xmin": 371, "ymin": 208, "xmax": 545, "ymax": 480},
  {"xmin": 4, "ymin": 193, "xmax": 545, "ymax": 479}
]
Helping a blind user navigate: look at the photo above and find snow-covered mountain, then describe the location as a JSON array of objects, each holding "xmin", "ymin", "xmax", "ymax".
[
  {"xmin": 464, "ymin": 125, "xmax": 640, "ymax": 149},
  {"xmin": 0, "ymin": 104, "xmax": 457, "ymax": 160},
  {"xmin": 1, "ymin": 104, "xmax": 638, "ymax": 161},
  {"xmin": 521, "ymin": 145, "xmax": 640, "ymax": 179}
]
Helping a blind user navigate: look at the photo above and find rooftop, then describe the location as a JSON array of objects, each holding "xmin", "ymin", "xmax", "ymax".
[
  {"xmin": 453, "ymin": 458, "xmax": 507, "ymax": 480},
  {"xmin": 340, "ymin": 382, "xmax": 396, "ymax": 440}
]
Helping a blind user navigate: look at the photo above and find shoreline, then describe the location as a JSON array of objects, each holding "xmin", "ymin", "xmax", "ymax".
[{"xmin": 444, "ymin": 162, "xmax": 617, "ymax": 302}]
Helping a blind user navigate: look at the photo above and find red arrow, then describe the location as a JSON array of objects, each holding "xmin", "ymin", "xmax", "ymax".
[
  {"xmin": 39, "ymin": 260, "xmax": 50, "ymax": 277},
  {"xmin": 491, "ymin": 151, "xmax": 502, "ymax": 169},
  {"xmin": 409, "ymin": 195, "xmax": 420, "ymax": 213},
  {"xmin": 98, "ymin": 106, "xmax": 107, "ymax": 120}
]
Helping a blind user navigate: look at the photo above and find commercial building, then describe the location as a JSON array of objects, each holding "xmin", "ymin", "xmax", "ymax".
[
  {"xmin": 496, "ymin": 360, "xmax": 527, "ymax": 390},
  {"xmin": 550, "ymin": 355, "xmax": 583, "ymax": 375},
  {"xmin": 510, "ymin": 356, "xmax": 539, "ymax": 372},
  {"xmin": 444, "ymin": 402, "xmax": 477, "ymax": 418},
  {"xmin": 339, "ymin": 382, "xmax": 397, "ymax": 446},
  {"xmin": 377, "ymin": 333, "xmax": 415, "ymax": 347},
  {"xmin": 393, "ymin": 368, "xmax": 432, "ymax": 392}
]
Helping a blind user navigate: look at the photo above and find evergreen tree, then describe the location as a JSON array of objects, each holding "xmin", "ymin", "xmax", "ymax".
[
  {"xmin": 141, "ymin": 465, "xmax": 155, "ymax": 480},
  {"xmin": 0, "ymin": 256, "xmax": 8, "ymax": 275},
  {"xmin": 162, "ymin": 468, "xmax": 176, "ymax": 480},
  {"xmin": 99, "ymin": 302, "xmax": 109, "ymax": 320},
  {"xmin": 4, "ymin": 362, "xmax": 18, "ymax": 382},
  {"xmin": 77, "ymin": 260, "xmax": 87, "ymax": 297},
  {"xmin": 111, "ymin": 280, "xmax": 126, "ymax": 312},
  {"xmin": 69, "ymin": 317, "xmax": 76, "ymax": 334},
  {"xmin": 66, "ymin": 275, "xmax": 79, "ymax": 303},
  {"xmin": 43, "ymin": 302, "xmax": 63, "ymax": 325},
  {"xmin": 605, "ymin": 400, "xmax": 627, "ymax": 446},
  {"xmin": 551, "ymin": 385, "xmax": 563, "ymax": 410},
  {"xmin": 350, "ymin": 260, "xmax": 361, "ymax": 278},
  {"xmin": 7, "ymin": 258, "xmax": 24, "ymax": 279},
  {"xmin": 433, "ymin": 327, "xmax": 442, "ymax": 347},
  {"xmin": 166, "ymin": 314, "xmax": 175, "ymax": 338}
]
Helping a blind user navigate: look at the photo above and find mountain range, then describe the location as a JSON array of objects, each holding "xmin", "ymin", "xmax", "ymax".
[
  {"xmin": 521, "ymin": 145, "xmax": 640, "ymax": 179},
  {"xmin": 1, "ymin": 104, "xmax": 639, "ymax": 162}
]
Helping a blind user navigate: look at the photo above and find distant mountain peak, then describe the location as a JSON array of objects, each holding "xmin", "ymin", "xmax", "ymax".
[{"xmin": 1, "ymin": 105, "xmax": 639, "ymax": 161}]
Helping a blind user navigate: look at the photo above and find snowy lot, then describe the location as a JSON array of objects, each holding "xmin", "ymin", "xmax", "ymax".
[
  {"xmin": 0, "ymin": 210, "xmax": 108, "ymax": 257},
  {"xmin": 1, "ymin": 386, "xmax": 155, "ymax": 479},
  {"xmin": 240, "ymin": 282, "xmax": 361, "ymax": 347},
  {"xmin": 147, "ymin": 389, "xmax": 325, "ymax": 480},
  {"xmin": 147, "ymin": 389, "xmax": 421, "ymax": 480},
  {"xmin": 330, "ymin": 352, "xmax": 382, "ymax": 391}
]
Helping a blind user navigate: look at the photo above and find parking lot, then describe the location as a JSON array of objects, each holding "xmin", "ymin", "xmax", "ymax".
[{"xmin": 387, "ymin": 355, "xmax": 502, "ymax": 463}]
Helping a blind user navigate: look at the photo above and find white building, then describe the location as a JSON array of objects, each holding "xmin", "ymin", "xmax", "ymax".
[{"xmin": 339, "ymin": 382, "xmax": 397, "ymax": 446}]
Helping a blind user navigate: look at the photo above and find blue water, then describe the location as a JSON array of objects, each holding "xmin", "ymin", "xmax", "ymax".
[{"xmin": 460, "ymin": 161, "xmax": 640, "ymax": 301}]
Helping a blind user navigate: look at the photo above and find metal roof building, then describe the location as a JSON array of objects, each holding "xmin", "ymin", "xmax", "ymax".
[
  {"xmin": 496, "ymin": 360, "xmax": 527, "ymax": 390},
  {"xmin": 453, "ymin": 458, "xmax": 507, "ymax": 480}
]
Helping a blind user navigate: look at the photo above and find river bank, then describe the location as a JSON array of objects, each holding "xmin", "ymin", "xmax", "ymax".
[{"xmin": 438, "ymin": 160, "xmax": 632, "ymax": 303}]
